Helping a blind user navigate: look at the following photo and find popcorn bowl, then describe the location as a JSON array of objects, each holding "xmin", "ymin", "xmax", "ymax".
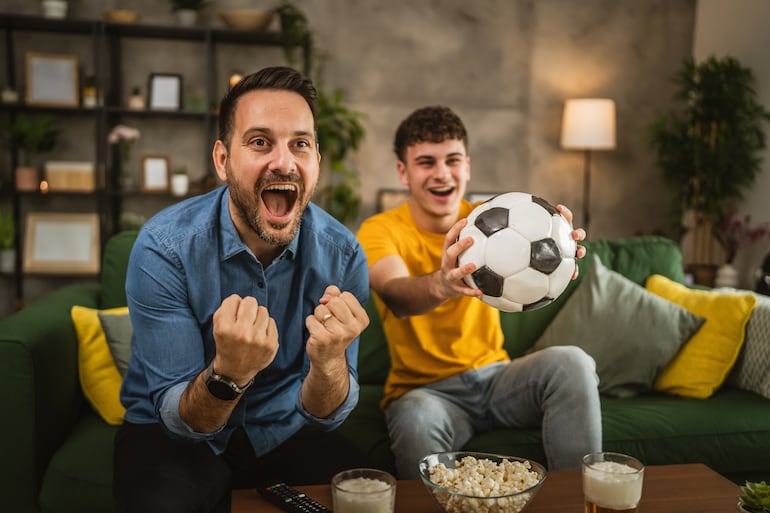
[{"xmin": 418, "ymin": 451, "xmax": 546, "ymax": 513}]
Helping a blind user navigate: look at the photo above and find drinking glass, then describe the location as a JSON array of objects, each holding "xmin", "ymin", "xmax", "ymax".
[
  {"xmin": 582, "ymin": 452, "xmax": 644, "ymax": 513},
  {"xmin": 332, "ymin": 468, "xmax": 396, "ymax": 513}
]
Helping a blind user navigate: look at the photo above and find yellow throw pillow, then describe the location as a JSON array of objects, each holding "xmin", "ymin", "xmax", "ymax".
[
  {"xmin": 71, "ymin": 305, "xmax": 128, "ymax": 425},
  {"xmin": 646, "ymin": 275, "xmax": 756, "ymax": 398}
]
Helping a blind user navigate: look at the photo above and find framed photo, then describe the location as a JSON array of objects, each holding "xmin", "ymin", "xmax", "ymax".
[
  {"xmin": 23, "ymin": 213, "xmax": 100, "ymax": 274},
  {"xmin": 141, "ymin": 155, "xmax": 170, "ymax": 193},
  {"xmin": 148, "ymin": 73, "xmax": 182, "ymax": 111},
  {"xmin": 25, "ymin": 52, "xmax": 79, "ymax": 107},
  {"xmin": 376, "ymin": 188, "xmax": 410, "ymax": 212}
]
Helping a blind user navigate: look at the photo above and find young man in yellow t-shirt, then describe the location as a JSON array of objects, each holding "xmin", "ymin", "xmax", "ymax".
[{"xmin": 356, "ymin": 106, "xmax": 601, "ymax": 479}]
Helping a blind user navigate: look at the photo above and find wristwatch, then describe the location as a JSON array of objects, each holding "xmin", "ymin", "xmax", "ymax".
[{"xmin": 204, "ymin": 362, "xmax": 254, "ymax": 401}]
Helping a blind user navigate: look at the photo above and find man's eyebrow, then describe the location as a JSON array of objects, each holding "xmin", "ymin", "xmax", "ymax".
[{"xmin": 241, "ymin": 127, "xmax": 315, "ymax": 139}]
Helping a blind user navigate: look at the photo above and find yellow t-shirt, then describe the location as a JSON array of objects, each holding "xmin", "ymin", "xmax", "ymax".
[{"xmin": 356, "ymin": 201, "xmax": 509, "ymax": 410}]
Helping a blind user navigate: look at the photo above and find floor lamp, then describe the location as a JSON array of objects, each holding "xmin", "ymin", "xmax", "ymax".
[{"xmin": 560, "ymin": 98, "xmax": 616, "ymax": 232}]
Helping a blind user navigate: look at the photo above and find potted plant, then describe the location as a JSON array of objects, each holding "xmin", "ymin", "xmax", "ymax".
[
  {"xmin": 315, "ymin": 86, "xmax": 366, "ymax": 225},
  {"xmin": 0, "ymin": 205, "xmax": 15, "ymax": 273},
  {"xmin": 647, "ymin": 56, "xmax": 770, "ymax": 272},
  {"xmin": 739, "ymin": 480, "xmax": 770, "ymax": 513},
  {"xmin": 0, "ymin": 114, "xmax": 59, "ymax": 191},
  {"xmin": 166, "ymin": 0, "xmax": 209, "ymax": 26},
  {"xmin": 275, "ymin": 1, "xmax": 367, "ymax": 226}
]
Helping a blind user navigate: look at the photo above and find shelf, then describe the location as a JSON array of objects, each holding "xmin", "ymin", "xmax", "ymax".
[
  {"xmin": 0, "ymin": 13, "xmax": 296, "ymax": 46},
  {"xmin": 0, "ymin": 103, "xmax": 100, "ymax": 116},
  {"xmin": 0, "ymin": 13, "xmax": 97, "ymax": 34},
  {"xmin": 0, "ymin": 10, "xmax": 309, "ymax": 310},
  {"xmin": 105, "ymin": 107, "xmax": 211, "ymax": 119}
]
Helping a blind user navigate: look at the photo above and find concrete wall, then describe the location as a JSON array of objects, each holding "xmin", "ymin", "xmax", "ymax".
[
  {"xmin": 0, "ymin": 0, "xmax": 698, "ymax": 314},
  {"xmin": 693, "ymin": 0, "xmax": 770, "ymax": 288}
]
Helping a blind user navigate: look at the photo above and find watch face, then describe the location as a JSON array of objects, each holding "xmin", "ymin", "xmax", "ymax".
[{"xmin": 206, "ymin": 378, "xmax": 239, "ymax": 401}]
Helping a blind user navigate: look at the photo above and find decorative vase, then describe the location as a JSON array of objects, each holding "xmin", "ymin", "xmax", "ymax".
[
  {"xmin": 0, "ymin": 248, "xmax": 14, "ymax": 273},
  {"xmin": 175, "ymin": 9, "xmax": 198, "ymax": 26},
  {"xmin": 171, "ymin": 174, "xmax": 189, "ymax": 197},
  {"xmin": 41, "ymin": 0, "xmax": 68, "ymax": 19},
  {"xmin": 715, "ymin": 262, "xmax": 739, "ymax": 289}
]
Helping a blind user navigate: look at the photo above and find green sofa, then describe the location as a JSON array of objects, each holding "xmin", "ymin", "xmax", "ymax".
[{"xmin": 2, "ymin": 231, "xmax": 769, "ymax": 513}]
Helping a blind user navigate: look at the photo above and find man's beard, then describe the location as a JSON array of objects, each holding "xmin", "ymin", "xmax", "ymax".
[{"xmin": 226, "ymin": 160, "xmax": 312, "ymax": 247}]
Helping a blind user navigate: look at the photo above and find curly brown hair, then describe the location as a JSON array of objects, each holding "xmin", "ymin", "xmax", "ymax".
[{"xmin": 393, "ymin": 106, "xmax": 468, "ymax": 162}]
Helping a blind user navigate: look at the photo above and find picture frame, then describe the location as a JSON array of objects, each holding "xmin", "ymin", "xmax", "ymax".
[
  {"xmin": 148, "ymin": 73, "xmax": 182, "ymax": 111},
  {"xmin": 25, "ymin": 52, "xmax": 79, "ymax": 107},
  {"xmin": 23, "ymin": 213, "xmax": 100, "ymax": 274},
  {"xmin": 141, "ymin": 155, "xmax": 170, "ymax": 193},
  {"xmin": 376, "ymin": 188, "xmax": 410, "ymax": 212}
]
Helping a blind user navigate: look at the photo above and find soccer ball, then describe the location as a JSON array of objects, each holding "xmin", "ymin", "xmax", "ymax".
[{"xmin": 458, "ymin": 192, "xmax": 577, "ymax": 312}]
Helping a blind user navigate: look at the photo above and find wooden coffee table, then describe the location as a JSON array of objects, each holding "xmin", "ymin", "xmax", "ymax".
[{"xmin": 231, "ymin": 463, "xmax": 739, "ymax": 513}]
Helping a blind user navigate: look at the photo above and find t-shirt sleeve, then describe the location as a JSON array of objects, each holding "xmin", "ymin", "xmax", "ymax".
[{"xmin": 356, "ymin": 213, "xmax": 401, "ymax": 268}]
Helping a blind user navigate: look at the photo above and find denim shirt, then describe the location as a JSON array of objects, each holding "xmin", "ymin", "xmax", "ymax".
[{"xmin": 120, "ymin": 187, "xmax": 369, "ymax": 455}]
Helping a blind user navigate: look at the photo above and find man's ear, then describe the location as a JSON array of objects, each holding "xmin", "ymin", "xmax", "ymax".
[
  {"xmin": 397, "ymin": 161, "xmax": 409, "ymax": 186},
  {"xmin": 213, "ymin": 140, "xmax": 228, "ymax": 182}
]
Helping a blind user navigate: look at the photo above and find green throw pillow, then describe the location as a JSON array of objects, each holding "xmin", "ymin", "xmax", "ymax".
[{"xmin": 533, "ymin": 254, "xmax": 704, "ymax": 398}]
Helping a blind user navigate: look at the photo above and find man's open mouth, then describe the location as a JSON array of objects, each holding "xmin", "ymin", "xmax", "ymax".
[
  {"xmin": 261, "ymin": 183, "xmax": 299, "ymax": 218},
  {"xmin": 429, "ymin": 186, "xmax": 455, "ymax": 198}
]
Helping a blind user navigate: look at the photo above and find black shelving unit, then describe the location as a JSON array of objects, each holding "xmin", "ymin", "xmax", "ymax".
[{"xmin": 0, "ymin": 12, "xmax": 310, "ymax": 310}]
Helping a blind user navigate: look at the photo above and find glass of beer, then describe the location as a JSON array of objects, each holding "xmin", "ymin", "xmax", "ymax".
[
  {"xmin": 332, "ymin": 468, "xmax": 396, "ymax": 513},
  {"xmin": 582, "ymin": 452, "xmax": 644, "ymax": 513}
]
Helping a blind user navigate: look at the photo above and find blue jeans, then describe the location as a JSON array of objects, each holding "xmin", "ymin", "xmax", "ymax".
[{"xmin": 385, "ymin": 346, "xmax": 602, "ymax": 479}]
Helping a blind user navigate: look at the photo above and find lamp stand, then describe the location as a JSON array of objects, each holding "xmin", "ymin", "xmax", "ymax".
[{"xmin": 582, "ymin": 149, "xmax": 592, "ymax": 232}]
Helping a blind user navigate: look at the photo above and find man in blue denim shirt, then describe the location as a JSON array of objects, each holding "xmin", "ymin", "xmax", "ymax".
[{"xmin": 113, "ymin": 67, "xmax": 370, "ymax": 512}]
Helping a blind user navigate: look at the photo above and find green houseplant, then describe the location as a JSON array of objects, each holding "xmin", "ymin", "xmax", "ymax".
[
  {"xmin": 1, "ymin": 114, "xmax": 59, "ymax": 167},
  {"xmin": 0, "ymin": 114, "xmax": 59, "ymax": 191},
  {"xmin": 739, "ymin": 480, "xmax": 770, "ymax": 513},
  {"xmin": 275, "ymin": 1, "xmax": 367, "ymax": 226},
  {"xmin": 647, "ymin": 56, "xmax": 770, "ymax": 262}
]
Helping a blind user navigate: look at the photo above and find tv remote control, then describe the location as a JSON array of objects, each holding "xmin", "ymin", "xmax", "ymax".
[{"xmin": 257, "ymin": 481, "xmax": 331, "ymax": 513}]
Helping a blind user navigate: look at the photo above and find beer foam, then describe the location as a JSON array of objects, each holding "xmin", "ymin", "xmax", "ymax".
[{"xmin": 583, "ymin": 461, "xmax": 643, "ymax": 510}]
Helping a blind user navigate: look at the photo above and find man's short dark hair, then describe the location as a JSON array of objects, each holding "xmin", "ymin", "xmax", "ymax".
[
  {"xmin": 393, "ymin": 106, "xmax": 468, "ymax": 162},
  {"xmin": 218, "ymin": 66, "xmax": 318, "ymax": 149}
]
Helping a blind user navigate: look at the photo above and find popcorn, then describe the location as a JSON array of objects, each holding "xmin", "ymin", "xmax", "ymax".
[{"xmin": 427, "ymin": 456, "xmax": 540, "ymax": 513}]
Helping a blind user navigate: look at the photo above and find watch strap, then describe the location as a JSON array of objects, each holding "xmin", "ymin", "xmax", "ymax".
[{"xmin": 204, "ymin": 362, "xmax": 254, "ymax": 400}]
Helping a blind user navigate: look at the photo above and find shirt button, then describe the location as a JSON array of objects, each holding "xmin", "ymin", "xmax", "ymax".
[{"xmin": 257, "ymin": 281, "xmax": 265, "ymax": 288}]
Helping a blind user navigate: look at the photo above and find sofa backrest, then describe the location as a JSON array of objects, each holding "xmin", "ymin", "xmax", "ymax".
[
  {"xmin": 98, "ymin": 232, "xmax": 687, "ymax": 387},
  {"xmin": 100, "ymin": 231, "xmax": 138, "ymax": 309},
  {"xmin": 358, "ymin": 235, "xmax": 687, "ymax": 384}
]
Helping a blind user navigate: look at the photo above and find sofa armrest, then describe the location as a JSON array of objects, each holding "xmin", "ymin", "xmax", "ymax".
[{"xmin": 0, "ymin": 283, "xmax": 100, "ymax": 513}]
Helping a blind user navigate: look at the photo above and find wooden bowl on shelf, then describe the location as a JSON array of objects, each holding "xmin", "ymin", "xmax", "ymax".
[
  {"xmin": 103, "ymin": 9, "xmax": 140, "ymax": 23},
  {"xmin": 220, "ymin": 9, "xmax": 274, "ymax": 30}
]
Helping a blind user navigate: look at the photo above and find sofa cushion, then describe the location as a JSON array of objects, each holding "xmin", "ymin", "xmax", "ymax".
[
  {"xmin": 719, "ymin": 289, "xmax": 770, "ymax": 399},
  {"xmin": 38, "ymin": 412, "xmax": 117, "ymax": 513},
  {"xmin": 647, "ymin": 275, "xmax": 756, "ymax": 398},
  {"xmin": 533, "ymin": 255, "xmax": 704, "ymax": 397},
  {"xmin": 97, "ymin": 309, "xmax": 132, "ymax": 377},
  {"xmin": 500, "ymin": 236, "xmax": 688, "ymax": 358},
  {"xmin": 71, "ymin": 305, "xmax": 128, "ymax": 425}
]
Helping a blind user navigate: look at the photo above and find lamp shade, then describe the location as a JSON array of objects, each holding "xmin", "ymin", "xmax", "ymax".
[{"xmin": 560, "ymin": 98, "xmax": 616, "ymax": 150}]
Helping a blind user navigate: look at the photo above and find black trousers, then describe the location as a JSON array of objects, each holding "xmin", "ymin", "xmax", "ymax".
[{"xmin": 113, "ymin": 422, "xmax": 370, "ymax": 513}]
